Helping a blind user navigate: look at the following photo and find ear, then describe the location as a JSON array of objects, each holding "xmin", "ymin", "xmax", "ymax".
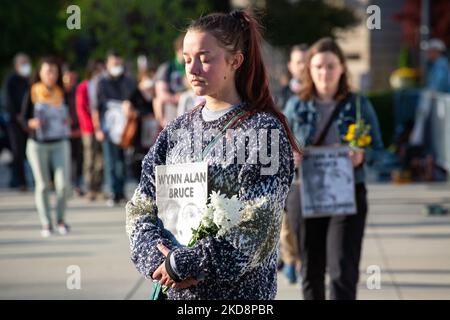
[{"xmin": 230, "ymin": 52, "xmax": 244, "ymax": 70}]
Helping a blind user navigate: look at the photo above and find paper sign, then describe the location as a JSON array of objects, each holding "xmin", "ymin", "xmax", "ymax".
[
  {"xmin": 156, "ymin": 162, "xmax": 208, "ymax": 245},
  {"xmin": 104, "ymin": 99, "xmax": 126, "ymax": 145},
  {"xmin": 141, "ymin": 116, "xmax": 159, "ymax": 148},
  {"xmin": 34, "ymin": 103, "xmax": 70, "ymax": 141},
  {"xmin": 300, "ymin": 146, "xmax": 356, "ymax": 218}
]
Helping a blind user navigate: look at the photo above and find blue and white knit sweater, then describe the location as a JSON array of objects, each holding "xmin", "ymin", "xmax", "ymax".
[{"xmin": 125, "ymin": 103, "xmax": 294, "ymax": 299}]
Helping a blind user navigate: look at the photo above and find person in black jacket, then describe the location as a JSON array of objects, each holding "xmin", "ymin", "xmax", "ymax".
[{"xmin": 3, "ymin": 53, "xmax": 32, "ymax": 190}]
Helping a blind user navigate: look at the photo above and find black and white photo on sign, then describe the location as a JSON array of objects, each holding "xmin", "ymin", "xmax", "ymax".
[
  {"xmin": 300, "ymin": 146, "xmax": 356, "ymax": 218},
  {"xmin": 34, "ymin": 103, "xmax": 70, "ymax": 141},
  {"xmin": 104, "ymin": 99, "xmax": 127, "ymax": 145},
  {"xmin": 155, "ymin": 162, "xmax": 208, "ymax": 245}
]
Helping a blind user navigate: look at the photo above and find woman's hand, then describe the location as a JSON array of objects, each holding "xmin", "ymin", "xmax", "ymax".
[
  {"xmin": 293, "ymin": 151, "xmax": 302, "ymax": 169},
  {"xmin": 95, "ymin": 129, "xmax": 105, "ymax": 142},
  {"xmin": 349, "ymin": 148, "xmax": 365, "ymax": 168},
  {"xmin": 28, "ymin": 118, "xmax": 42, "ymax": 130},
  {"xmin": 152, "ymin": 244, "xmax": 199, "ymax": 289}
]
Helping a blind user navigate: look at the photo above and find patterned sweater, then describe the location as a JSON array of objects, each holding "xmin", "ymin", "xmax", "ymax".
[{"xmin": 125, "ymin": 103, "xmax": 294, "ymax": 299}]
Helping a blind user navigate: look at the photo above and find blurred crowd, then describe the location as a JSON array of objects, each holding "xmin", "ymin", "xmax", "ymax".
[
  {"xmin": 0, "ymin": 35, "xmax": 206, "ymax": 236},
  {"xmin": 0, "ymin": 31, "xmax": 449, "ymax": 295}
]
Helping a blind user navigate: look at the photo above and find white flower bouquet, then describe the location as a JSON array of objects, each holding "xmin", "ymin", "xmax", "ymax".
[{"xmin": 187, "ymin": 190, "xmax": 242, "ymax": 247}]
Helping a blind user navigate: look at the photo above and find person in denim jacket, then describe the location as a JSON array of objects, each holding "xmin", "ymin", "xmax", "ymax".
[{"xmin": 283, "ymin": 38, "xmax": 383, "ymax": 300}]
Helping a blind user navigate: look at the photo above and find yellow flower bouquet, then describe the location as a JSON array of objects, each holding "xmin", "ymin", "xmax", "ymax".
[{"xmin": 343, "ymin": 96, "xmax": 372, "ymax": 148}]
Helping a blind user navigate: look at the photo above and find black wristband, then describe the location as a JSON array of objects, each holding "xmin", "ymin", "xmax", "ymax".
[{"xmin": 165, "ymin": 251, "xmax": 182, "ymax": 283}]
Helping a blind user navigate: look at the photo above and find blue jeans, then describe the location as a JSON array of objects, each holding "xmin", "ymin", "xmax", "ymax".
[{"xmin": 102, "ymin": 139, "xmax": 126, "ymax": 198}]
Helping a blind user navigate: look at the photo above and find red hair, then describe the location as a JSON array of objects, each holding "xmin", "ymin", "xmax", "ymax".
[{"xmin": 187, "ymin": 10, "xmax": 301, "ymax": 154}]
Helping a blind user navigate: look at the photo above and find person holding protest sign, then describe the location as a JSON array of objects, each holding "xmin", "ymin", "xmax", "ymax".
[
  {"xmin": 125, "ymin": 10, "xmax": 298, "ymax": 299},
  {"xmin": 93, "ymin": 50, "xmax": 136, "ymax": 206},
  {"xmin": 19, "ymin": 57, "xmax": 71, "ymax": 237},
  {"xmin": 283, "ymin": 38, "xmax": 383, "ymax": 300}
]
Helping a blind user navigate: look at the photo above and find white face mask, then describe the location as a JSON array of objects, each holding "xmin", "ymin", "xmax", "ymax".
[
  {"xmin": 140, "ymin": 79, "xmax": 154, "ymax": 90},
  {"xmin": 142, "ymin": 91, "xmax": 153, "ymax": 101},
  {"xmin": 109, "ymin": 65, "xmax": 123, "ymax": 77},
  {"xmin": 18, "ymin": 63, "xmax": 32, "ymax": 77}
]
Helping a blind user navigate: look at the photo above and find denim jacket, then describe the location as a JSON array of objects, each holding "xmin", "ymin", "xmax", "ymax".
[{"xmin": 283, "ymin": 93, "xmax": 384, "ymax": 184}]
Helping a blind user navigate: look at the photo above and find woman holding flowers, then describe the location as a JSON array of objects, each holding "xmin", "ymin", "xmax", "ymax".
[
  {"xmin": 283, "ymin": 38, "xmax": 383, "ymax": 300},
  {"xmin": 125, "ymin": 10, "xmax": 298, "ymax": 299}
]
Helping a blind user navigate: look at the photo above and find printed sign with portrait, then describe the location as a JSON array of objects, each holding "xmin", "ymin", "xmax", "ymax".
[
  {"xmin": 103, "ymin": 99, "xmax": 126, "ymax": 145},
  {"xmin": 300, "ymin": 146, "xmax": 357, "ymax": 218},
  {"xmin": 155, "ymin": 162, "xmax": 208, "ymax": 245},
  {"xmin": 34, "ymin": 103, "xmax": 70, "ymax": 141},
  {"xmin": 141, "ymin": 115, "xmax": 160, "ymax": 148}
]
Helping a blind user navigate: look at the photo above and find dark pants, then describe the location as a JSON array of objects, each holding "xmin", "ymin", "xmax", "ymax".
[
  {"xmin": 81, "ymin": 134, "xmax": 103, "ymax": 193},
  {"xmin": 7, "ymin": 122, "xmax": 27, "ymax": 187},
  {"xmin": 70, "ymin": 137, "xmax": 83, "ymax": 189},
  {"xmin": 102, "ymin": 139, "xmax": 126, "ymax": 198},
  {"xmin": 297, "ymin": 183, "xmax": 368, "ymax": 300}
]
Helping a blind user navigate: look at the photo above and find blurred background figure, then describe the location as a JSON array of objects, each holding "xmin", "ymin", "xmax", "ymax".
[
  {"xmin": 424, "ymin": 38, "xmax": 449, "ymax": 93},
  {"xmin": 93, "ymin": 50, "xmax": 136, "ymax": 206},
  {"xmin": 405, "ymin": 39, "xmax": 449, "ymax": 181},
  {"xmin": 128, "ymin": 70, "xmax": 157, "ymax": 180},
  {"xmin": 278, "ymin": 44, "xmax": 309, "ymax": 284},
  {"xmin": 3, "ymin": 53, "xmax": 32, "ymax": 191},
  {"xmin": 76, "ymin": 59, "xmax": 105, "ymax": 201},
  {"xmin": 19, "ymin": 57, "xmax": 71, "ymax": 237},
  {"xmin": 63, "ymin": 64, "xmax": 83, "ymax": 197},
  {"xmin": 137, "ymin": 54, "xmax": 149, "ymax": 76},
  {"xmin": 154, "ymin": 34, "xmax": 187, "ymax": 128},
  {"xmin": 277, "ymin": 44, "xmax": 309, "ymax": 111}
]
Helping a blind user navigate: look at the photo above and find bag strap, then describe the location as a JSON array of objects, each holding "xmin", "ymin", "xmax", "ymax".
[
  {"xmin": 312, "ymin": 95, "xmax": 352, "ymax": 146},
  {"xmin": 201, "ymin": 109, "xmax": 246, "ymax": 160},
  {"xmin": 149, "ymin": 281, "xmax": 162, "ymax": 300}
]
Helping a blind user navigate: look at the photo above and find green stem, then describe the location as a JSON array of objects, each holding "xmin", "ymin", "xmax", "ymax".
[{"xmin": 356, "ymin": 94, "xmax": 361, "ymax": 126}]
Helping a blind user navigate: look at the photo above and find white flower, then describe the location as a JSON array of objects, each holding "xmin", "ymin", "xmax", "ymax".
[
  {"xmin": 209, "ymin": 191, "xmax": 242, "ymax": 233},
  {"xmin": 189, "ymin": 190, "xmax": 242, "ymax": 247}
]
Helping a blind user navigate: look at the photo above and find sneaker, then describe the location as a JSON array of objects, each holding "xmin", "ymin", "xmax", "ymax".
[
  {"xmin": 106, "ymin": 198, "xmax": 115, "ymax": 207},
  {"xmin": 57, "ymin": 223, "xmax": 70, "ymax": 235},
  {"xmin": 74, "ymin": 187, "xmax": 85, "ymax": 197},
  {"xmin": 41, "ymin": 226, "xmax": 53, "ymax": 238},
  {"xmin": 283, "ymin": 264, "xmax": 298, "ymax": 284}
]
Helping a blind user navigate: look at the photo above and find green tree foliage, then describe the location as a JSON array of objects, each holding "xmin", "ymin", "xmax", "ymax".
[
  {"xmin": 55, "ymin": 0, "xmax": 211, "ymax": 65},
  {"xmin": 0, "ymin": 0, "xmax": 357, "ymax": 76},
  {"xmin": 262, "ymin": 0, "xmax": 359, "ymax": 48},
  {"xmin": 0, "ymin": 0, "xmax": 64, "ymax": 72},
  {"xmin": 0, "ymin": 0, "xmax": 212, "ymax": 75}
]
